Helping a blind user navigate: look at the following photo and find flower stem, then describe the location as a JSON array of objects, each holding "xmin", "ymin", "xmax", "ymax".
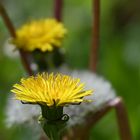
[
  {"xmin": 39, "ymin": 105, "xmax": 67, "ymax": 140},
  {"xmin": 43, "ymin": 123, "xmax": 61, "ymax": 140},
  {"xmin": 54, "ymin": 0, "xmax": 63, "ymax": 21},
  {"xmin": 90, "ymin": 0, "xmax": 100, "ymax": 72},
  {"xmin": 0, "ymin": 3, "xmax": 33, "ymax": 76}
]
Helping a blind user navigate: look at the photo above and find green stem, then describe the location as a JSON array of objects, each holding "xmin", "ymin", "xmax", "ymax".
[
  {"xmin": 39, "ymin": 105, "xmax": 67, "ymax": 140},
  {"xmin": 43, "ymin": 122, "xmax": 61, "ymax": 140}
]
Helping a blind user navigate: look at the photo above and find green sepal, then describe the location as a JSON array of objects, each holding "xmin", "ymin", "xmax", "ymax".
[{"xmin": 40, "ymin": 105, "xmax": 63, "ymax": 121}]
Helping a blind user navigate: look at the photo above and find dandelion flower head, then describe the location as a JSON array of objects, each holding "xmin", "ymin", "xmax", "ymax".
[
  {"xmin": 12, "ymin": 19, "xmax": 67, "ymax": 52},
  {"xmin": 11, "ymin": 73, "xmax": 93, "ymax": 107}
]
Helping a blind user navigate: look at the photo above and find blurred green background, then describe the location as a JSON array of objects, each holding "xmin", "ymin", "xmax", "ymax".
[{"xmin": 0, "ymin": 0, "xmax": 140, "ymax": 140}]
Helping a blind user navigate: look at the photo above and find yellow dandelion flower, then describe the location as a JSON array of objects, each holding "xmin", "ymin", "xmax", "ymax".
[
  {"xmin": 12, "ymin": 19, "xmax": 67, "ymax": 52},
  {"xmin": 11, "ymin": 73, "xmax": 93, "ymax": 107}
]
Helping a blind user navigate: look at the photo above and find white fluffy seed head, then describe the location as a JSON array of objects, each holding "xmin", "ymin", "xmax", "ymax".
[
  {"xmin": 62, "ymin": 69, "xmax": 116, "ymax": 126},
  {"xmin": 5, "ymin": 67, "xmax": 116, "ymax": 127},
  {"xmin": 5, "ymin": 97, "xmax": 40, "ymax": 127}
]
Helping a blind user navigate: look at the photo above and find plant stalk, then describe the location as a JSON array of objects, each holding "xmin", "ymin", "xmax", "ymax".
[
  {"xmin": 0, "ymin": 3, "xmax": 33, "ymax": 76},
  {"xmin": 54, "ymin": 0, "xmax": 63, "ymax": 21},
  {"xmin": 90, "ymin": 0, "xmax": 100, "ymax": 72}
]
